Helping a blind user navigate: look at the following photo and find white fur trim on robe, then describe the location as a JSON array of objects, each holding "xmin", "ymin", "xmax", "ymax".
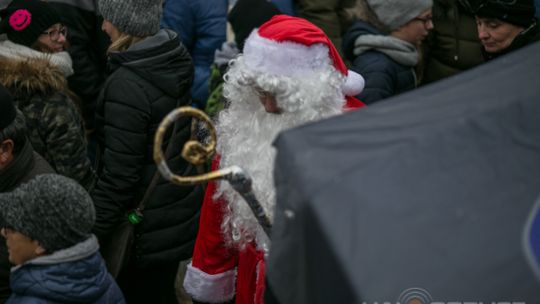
[{"xmin": 183, "ymin": 262, "xmax": 236, "ymax": 303}]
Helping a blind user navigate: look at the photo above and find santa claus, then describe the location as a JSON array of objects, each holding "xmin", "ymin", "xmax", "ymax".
[{"xmin": 183, "ymin": 15, "xmax": 365, "ymax": 304}]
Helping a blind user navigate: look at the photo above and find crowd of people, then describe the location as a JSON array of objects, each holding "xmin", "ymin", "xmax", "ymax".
[{"xmin": 0, "ymin": 0, "xmax": 538, "ymax": 303}]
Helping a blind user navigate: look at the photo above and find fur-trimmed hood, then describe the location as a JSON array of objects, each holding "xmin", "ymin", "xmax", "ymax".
[{"xmin": 0, "ymin": 55, "xmax": 69, "ymax": 100}]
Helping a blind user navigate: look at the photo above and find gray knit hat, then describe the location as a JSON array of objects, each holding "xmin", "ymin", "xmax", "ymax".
[
  {"xmin": 0, "ymin": 174, "xmax": 95, "ymax": 253},
  {"xmin": 367, "ymin": 0, "xmax": 433, "ymax": 31},
  {"xmin": 98, "ymin": 0, "xmax": 162, "ymax": 37}
]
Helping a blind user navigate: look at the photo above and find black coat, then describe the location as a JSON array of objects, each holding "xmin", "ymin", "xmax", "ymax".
[
  {"xmin": 48, "ymin": 0, "xmax": 110, "ymax": 131},
  {"xmin": 92, "ymin": 29, "xmax": 204, "ymax": 267},
  {"xmin": 343, "ymin": 21, "xmax": 417, "ymax": 105}
]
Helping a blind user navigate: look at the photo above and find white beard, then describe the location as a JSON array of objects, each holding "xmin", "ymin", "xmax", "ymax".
[{"xmin": 215, "ymin": 55, "xmax": 346, "ymax": 250}]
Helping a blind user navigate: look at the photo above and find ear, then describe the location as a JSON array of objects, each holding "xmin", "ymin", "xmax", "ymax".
[
  {"xmin": 0, "ymin": 139, "xmax": 14, "ymax": 165},
  {"xmin": 34, "ymin": 243, "xmax": 47, "ymax": 256}
]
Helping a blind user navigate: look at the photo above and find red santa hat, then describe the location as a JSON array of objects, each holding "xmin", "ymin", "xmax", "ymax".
[{"xmin": 243, "ymin": 15, "xmax": 365, "ymax": 101}]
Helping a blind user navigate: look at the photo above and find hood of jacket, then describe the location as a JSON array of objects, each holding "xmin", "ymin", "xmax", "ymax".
[
  {"xmin": 108, "ymin": 29, "xmax": 193, "ymax": 98},
  {"xmin": 0, "ymin": 54, "xmax": 69, "ymax": 101},
  {"xmin": 9, "ymin": 236, "xmax": 120, "ymax": 303},
  {"xmin": 343, "ymin": 20, "xmax": 419, "ymax": 67}
]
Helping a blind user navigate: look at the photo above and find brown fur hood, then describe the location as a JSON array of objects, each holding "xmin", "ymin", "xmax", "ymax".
[{"xmin": 0, "ymin": 56, "xmax": 69, "ymax": 99}]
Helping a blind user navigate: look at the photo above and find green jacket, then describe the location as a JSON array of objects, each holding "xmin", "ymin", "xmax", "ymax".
[
  {"xmin": 0, "ymin": 56, "xmax": 95, "ymax": 191},
  {"xmin": 422, "ymin": 0, "xmax": 484, "ymax": 84}
]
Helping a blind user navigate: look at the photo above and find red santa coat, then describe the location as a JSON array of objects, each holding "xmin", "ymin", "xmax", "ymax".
[
  {"xmin": 184, "ymin": 158, "xmax": 267, "ymax": 304},
  {"xmin": 184, "ymin": 98, "xmax": 364, "ymax": 304}
]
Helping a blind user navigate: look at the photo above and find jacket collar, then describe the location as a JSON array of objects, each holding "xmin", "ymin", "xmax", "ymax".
[{"xmin": 0, "ymin": 140, "xmax": 34, "ymax": 192}]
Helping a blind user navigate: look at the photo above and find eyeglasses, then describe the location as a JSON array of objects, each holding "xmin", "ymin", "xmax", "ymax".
[
  {"xmin": 414, "ymin": 16, "xmax": 433, "ymax": 26},
  {"xmin": 42, "ymin": 26, "xmax": 67, "ymax": 41}
]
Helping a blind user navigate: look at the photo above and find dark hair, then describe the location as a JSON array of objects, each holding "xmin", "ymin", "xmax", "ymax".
[{"xmin": 0, "ymin": 110, "xmax": 28, "ymax": 156}]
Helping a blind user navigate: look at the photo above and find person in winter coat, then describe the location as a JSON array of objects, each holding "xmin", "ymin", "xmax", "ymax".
[
  {"xmin": 0, "ymin": 85, "xmax": 54, "ymax": 193},
  {"xmin": 472, "ymin": 0, "xmax": 539, "ymax": 61},
  {"xmin": 0, "ymin": 0, "xmax": 95, "ymax": 190},
  {"xmin": 269, "ymin": 0, "xmax": 295, "ymax": 15},
  {"xmin": 343, "ymin": 0, "xmax": 434, "ymax": 105},
  {"xmin": 0, "ymin": 85, "xmax": 55, "ymax": 302},
  {"xmin": 295, "ymin": 0, "xmax": 357, "ymax": 57},
  {"xmin": 161, "ymin": 0, "xmax": 228, "ymax": 109},
  {"xmin": 422, "ymin": 0, "xmax": 484, "ymax": 84},
  {"xmin": 93, "ymin": 0, "xmax": 205, "ymax": 302},
  {"xmin": 0, "ymin": 174, "xmax": 124, "ymax": 304},
  {"xmin": 183, "ymin": 15, "xmax": 365, "ymax": 304},
  {"xmin": 47, "ymin": 0, "xmax": 110, "ymax": 134}
]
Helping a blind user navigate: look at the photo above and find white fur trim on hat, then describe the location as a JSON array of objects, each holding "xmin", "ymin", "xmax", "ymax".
[
  {"xmin": 183, "ymin": 262, "xmax": 236, "ymax": 303},
  {"xmin": 342, "ymin": 70, "xmax": 365, "ymax": 96},
  {"xmin": 243, "ymin": 30, "xmax": 334, "ymax": 78}
]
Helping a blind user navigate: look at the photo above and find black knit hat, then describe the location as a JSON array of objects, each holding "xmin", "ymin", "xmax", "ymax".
[
  {"xmin": 0, "ymin": 84, "xmax": 16, "ymax": 131},
  {"xmin": 228, "ymin": 0, "xmax": 281, "ymax": 50},
  {"xmin": 0, "ymin": 174, "xmax": 96, "ymax": 253},
  {"xmin": 0, "ymin": 0, "xmax": 62, "ymax": 47},
  {"xmin": 474, "ymin": 0, "xmax": 536, "ymax": 27}
]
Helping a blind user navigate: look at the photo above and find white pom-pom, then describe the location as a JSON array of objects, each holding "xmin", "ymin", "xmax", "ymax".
[{"xmin": 342, "ymin": 70, "xmax": 365, "ymax": 96}]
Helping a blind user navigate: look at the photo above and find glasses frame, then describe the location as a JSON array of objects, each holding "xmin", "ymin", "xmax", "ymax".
[{"xmin": 41, "ymin": 26, "xmax": 68, "ymax": 41}]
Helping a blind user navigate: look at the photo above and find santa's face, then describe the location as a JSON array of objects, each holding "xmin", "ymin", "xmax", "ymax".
[
  {"xmin": 254, "ymin": 87, "xmax": 281, "ymax": 114},
  {"xmin": 215, "ymin": 56, "xmax": 345, "ymax": 249}
]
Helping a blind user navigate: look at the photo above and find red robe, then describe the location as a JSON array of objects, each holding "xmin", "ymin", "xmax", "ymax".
[
  {"xmin": 184, "ymin": 158, "xmax": 267, "ymax": 304},
  {"xmin": 184, "ymin": 98, "xmax": 364, "ymax": 303}
]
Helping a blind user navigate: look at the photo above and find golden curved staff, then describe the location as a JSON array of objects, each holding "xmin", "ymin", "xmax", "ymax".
[{"xmin": 153, "ymin": 107, "xmax": 272, "ymax": 236}]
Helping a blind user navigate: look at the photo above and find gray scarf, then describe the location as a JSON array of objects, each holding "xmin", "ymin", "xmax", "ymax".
[{"xmin": 353, "ymin": 34, "xmax": 419, "ymax": 67}]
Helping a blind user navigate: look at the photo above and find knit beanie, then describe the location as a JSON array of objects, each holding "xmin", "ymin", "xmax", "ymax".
[
  {"xmin": 98, "ymin": 0, "xmax": 162, "ymax": 37},
  {"xmin": 0, "ymin": 0, "xmax": 61, "ymax": 47},
  {"xmin": 0, "ymin": 174, "xmax": 96, "ymax": 253},
  {"xmin": 474, "ymin": 0, "xmax": 536, "ymax": 28},
  {"xmin": 0, "ymin": 84, "xmax": 16, "ymax": 130},
  {"xmin": 228, "ymin": 0, "xmax": 282, "ymax": 50},
  {"xmin": 366, "ymin": 0, "xmax": 433, "ymax": 31}
]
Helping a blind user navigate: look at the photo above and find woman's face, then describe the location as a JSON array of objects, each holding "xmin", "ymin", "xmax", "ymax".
[
  {"xmin": 392, "ymin": 9, "xmax": 434, "ymax": 45},
  {"xmin": 476, "ymin": 17, "xmax": 524, "ymax": 53},
  {"xmin": 36, "ymin": 23, "xmax": 67, "ymax": 53},
  {"xmin": 102, "ymin": 19, "xmax": 121, "ymax": 42}
]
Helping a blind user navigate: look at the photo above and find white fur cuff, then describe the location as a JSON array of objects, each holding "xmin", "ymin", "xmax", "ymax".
[{"xmin": 183, "ymin": 262, "xmax": 236, "ymax": 303}]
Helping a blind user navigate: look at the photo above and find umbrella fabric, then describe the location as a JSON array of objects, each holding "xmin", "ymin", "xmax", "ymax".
[{"xmin": 267, "ymin": 42, "xmax": 540, "ymax": 304}]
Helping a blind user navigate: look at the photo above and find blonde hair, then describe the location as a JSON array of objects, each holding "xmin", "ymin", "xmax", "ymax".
[{"xmin": 107, "ymin": 33, "xmax": 145, "ymax": 53}]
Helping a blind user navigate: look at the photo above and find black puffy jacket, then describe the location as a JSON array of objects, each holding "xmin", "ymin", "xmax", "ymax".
[
  {"xmin": 48, "ymin": 0, "xmax": 110, "ymax": 131},
  {"xmin": 92, "ymin": 29, "xmax": 204, "ymax": 267}
]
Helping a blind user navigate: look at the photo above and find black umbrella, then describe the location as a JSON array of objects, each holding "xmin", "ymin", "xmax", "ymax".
[{"xmin": 267, "ymin": 42, "xmax": 540, "ymax": 304}]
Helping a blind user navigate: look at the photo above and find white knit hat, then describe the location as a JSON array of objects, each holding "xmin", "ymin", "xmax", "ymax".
[{"xmin": 367, "ymin": 0, "xmax": 433, "ymax": 30}]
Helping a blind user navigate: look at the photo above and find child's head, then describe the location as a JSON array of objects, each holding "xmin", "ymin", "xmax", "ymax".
[{"xmin": 0, "ymin": 174, "xmax": 95, "ymax": 265}]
